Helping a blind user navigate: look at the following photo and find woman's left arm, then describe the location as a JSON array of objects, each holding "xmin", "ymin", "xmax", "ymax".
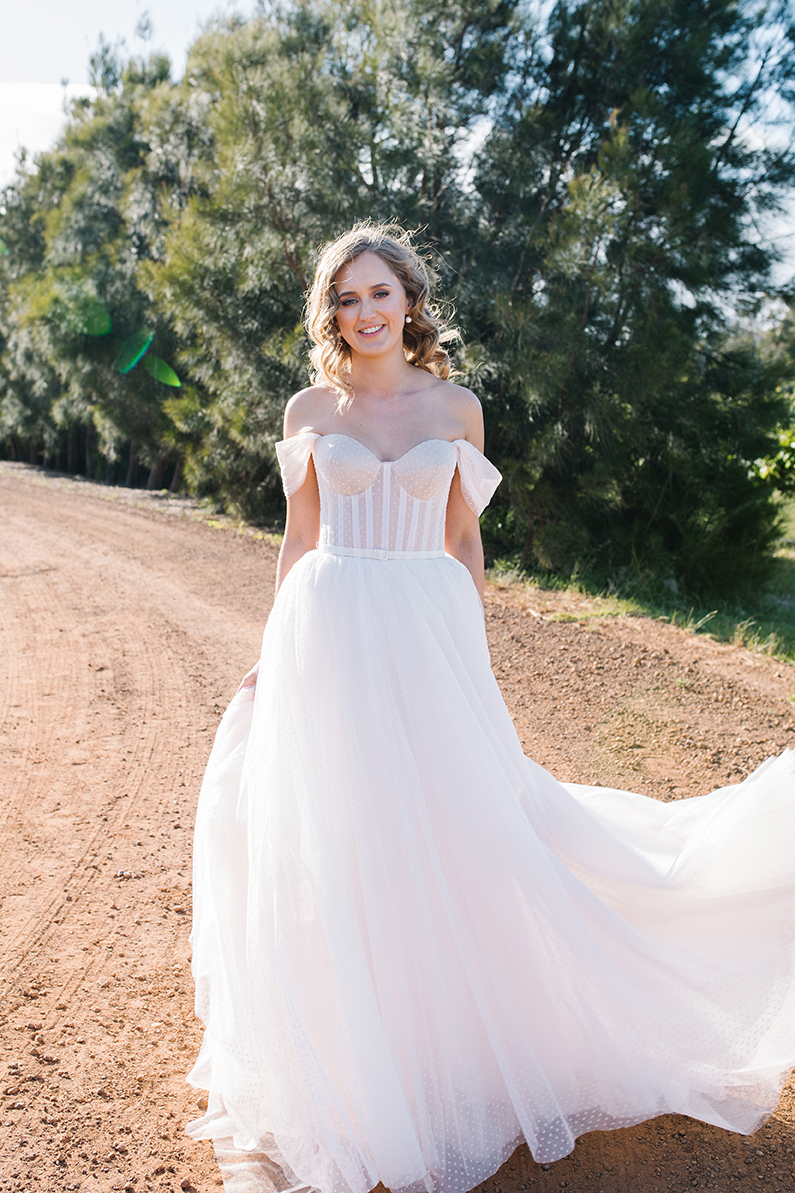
[
  {"xmin": 444, "ymin": 389, "xmax": 487, "ymax": 611},
  {"xmin": 445, "ymin": 475, "xmax": 486, "ymax": 610}
]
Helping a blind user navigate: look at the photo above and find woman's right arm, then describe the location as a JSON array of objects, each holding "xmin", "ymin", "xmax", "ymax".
[
  {"xmin": 275, "ymin": 457, "xmax": 321, "ymax": 594},
  {"xmin": 276, "ymin": 390, "xmax": 323, "ymax": 593},
  {"xmin": 237, "ymin": 461, "xmax": 319, "ymax": 692},
  {"xmin": 238, "ymin": 402, "xmax": 322, "ymax": 692}
]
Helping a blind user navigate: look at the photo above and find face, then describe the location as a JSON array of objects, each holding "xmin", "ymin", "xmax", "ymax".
[{"xmin": 333, "ymin": 252, "xmax": 411, "ymax": 359}]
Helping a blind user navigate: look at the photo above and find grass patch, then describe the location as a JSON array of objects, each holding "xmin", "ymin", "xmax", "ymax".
[{"xmin": 486, "ymin": 542, "xmax": 795, "ymax": 664}]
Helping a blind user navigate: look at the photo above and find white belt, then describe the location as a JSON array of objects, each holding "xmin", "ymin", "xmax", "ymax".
[{"xmin": 317, "ymin": 543, "xmax": 446, "ymax": 561}]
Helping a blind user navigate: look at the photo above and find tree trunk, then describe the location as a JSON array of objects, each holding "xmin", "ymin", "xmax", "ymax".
[
  {"xmin": 29, "ymin": 439, "xmax": 38, "ymax": 465},
  {"xmin": 125, "ymin": 440, "xmax": 139, "ymax": 488},
  {"xmin": 146, "ymin": 453, "xmax": 168, "ymax": 490},
  {"xmin": 67, "ymin": 431, "xmax": 77, "ymax": 474},
  {"xmin": 84, "ymin": 423, "xmax": 93, "ymax": 478},
  {"xmin": 168, "ymin": 457, "xmax": 183, "ymax": 493},
  {"xmin": 519, "ymin": 515, "xmax": 535, "ymax": 569}
]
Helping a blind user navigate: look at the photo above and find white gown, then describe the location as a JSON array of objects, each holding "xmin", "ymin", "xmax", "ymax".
[{"xmin": 186, "ymin": 432, "xmax": 795, "ymax": 1193}]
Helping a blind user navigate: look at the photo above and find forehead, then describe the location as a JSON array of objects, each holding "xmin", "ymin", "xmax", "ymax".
[{"xmin": 333, "ymin": 251, "xmax": 402, "ymax": 292}]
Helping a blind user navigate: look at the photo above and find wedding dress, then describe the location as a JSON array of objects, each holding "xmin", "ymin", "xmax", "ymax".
[{"xmin": 186, "ymin": 432, "xmax": 795, "ymax": 1193}]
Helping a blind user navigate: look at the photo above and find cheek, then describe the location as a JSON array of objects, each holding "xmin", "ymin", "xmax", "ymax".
[{"xmin": 336, "ymin": 313, "xmax": 359, "ymax": 347}]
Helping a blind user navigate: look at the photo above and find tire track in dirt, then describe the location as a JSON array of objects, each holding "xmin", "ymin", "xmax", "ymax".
[
  {"xmin": 0, "ymin": 531, "xmax": 98, "ymax": 978},
  {"xmin": 1, "ymin": 462, "xmax": 795, "ymax": 1193},
  {"xmin": 1, "ymin": 466, "xmax": 268, "ymax": 1192},
  {"xmin": 0, "ymin": 505, "xmax": 173, "ymax": 982}
]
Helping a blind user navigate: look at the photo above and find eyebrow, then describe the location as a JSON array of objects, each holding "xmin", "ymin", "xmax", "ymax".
[{"xmin": 335, "ymin": 282, "xmax": 393, "ymax": 297}]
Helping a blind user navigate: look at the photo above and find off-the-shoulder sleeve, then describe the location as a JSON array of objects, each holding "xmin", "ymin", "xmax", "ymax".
[
  {"xmin": 454, "ymin": 439, "xmax": 502, "ymax": 517},
  {"xmin": 275, "ymin": 432, "xmax": 319, "ymax": 497}
]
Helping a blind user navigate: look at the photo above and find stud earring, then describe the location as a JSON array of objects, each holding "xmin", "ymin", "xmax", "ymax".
[{"xmin": 405, "ymin": 315, "xmax": 412, "ymax": 324}]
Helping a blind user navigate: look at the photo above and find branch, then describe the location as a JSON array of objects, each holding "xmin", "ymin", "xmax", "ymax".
[
  {"xmin": 711, "ymin": 44, "xmax": 773, "ymax": 174},
  {"xmin": 556, "ymin": 234, "xmax": 602, "ymax": 419}
]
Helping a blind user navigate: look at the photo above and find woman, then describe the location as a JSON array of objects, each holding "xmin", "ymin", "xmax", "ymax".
[{"xmin": 186, "ymin": 223, "xmax": 795, "ymax": 1193}]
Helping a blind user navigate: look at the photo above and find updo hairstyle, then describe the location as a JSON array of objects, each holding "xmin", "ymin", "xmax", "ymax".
[{"xmin": 305, "ymin": 222, "xmax": 457, "ymax": 405}]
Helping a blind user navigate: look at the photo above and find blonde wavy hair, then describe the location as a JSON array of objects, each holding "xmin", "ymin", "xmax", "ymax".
[{"xmin": 305, "ymin": 222, "xmax": 457, "ymax": 406}]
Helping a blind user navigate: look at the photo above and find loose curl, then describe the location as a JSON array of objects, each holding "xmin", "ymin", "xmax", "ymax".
[{"xmin": 305, "ymin": 222, "xmax": 458, "ymax": 408}]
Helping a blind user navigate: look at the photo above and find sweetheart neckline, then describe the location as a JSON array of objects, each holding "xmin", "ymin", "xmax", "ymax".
[{"xmin": 310, "ymin": 432, "xmax": 463, "ymax": 465}]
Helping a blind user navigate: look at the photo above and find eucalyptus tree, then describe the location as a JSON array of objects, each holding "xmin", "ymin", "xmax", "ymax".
[
  {"xmin": 143, "ymin": 0, "xmax": 516, "ymax": 516},
  {"xmin": 468, "ymin": 0, "xmax": 795, "ymax": 592},
  {"xmin": 0, "ymin": 45, "xmax": 197, "ymax": 485},
  {"xmin": 2, "ymin": 0, "xmax": 794, "ymax": 594}
]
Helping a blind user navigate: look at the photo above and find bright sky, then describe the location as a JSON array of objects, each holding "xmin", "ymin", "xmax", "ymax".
[{"xmin": 0, "ymin": 0, "xmax": 255, "ymax": 185}]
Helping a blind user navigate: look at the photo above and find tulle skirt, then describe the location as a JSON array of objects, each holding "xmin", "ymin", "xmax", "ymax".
[{"xmin": 186, "ymin": 549, "xmax": 795, "ymax": 1193}]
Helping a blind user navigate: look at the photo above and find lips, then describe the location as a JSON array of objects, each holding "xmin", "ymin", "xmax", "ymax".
[{"xmin": 358, "ymin": 324, "xmax": 385, "ymax": 336}]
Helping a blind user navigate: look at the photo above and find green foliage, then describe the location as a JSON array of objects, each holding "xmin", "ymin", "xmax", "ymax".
[
  {"xmin": 467, "ymin": 0, "xmax": 795, "ymax": 595},
  {"xmin": 754, "ymin": 427, "xmax": 795, "ymax": 491},
  {"xmin": 1, "ymin": 0, "xmax": 795, "ymax": 587},
  {"xmin": 135, "ymin": 0, "xmax": 513, "ymax": 516},
  {"xmin": 0, "ymin": 42, "xmax": 201, "ymax": 485},
  {"xmin": 488, "ymin": 521, "xmax": 795, "ymax": 667}
]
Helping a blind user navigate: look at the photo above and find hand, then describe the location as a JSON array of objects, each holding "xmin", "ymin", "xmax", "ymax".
[{"xmin": 237, "ymin": 661, "xmax": 259, "ymax": 693}]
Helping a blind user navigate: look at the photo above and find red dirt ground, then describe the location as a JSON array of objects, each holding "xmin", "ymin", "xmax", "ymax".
[{"xmin": 1, "ymin": 461, "xmax": 794, "ymax": 1193}]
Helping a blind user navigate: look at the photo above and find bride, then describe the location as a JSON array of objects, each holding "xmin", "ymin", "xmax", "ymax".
[{"xmin": 186, "ymin": 223, "xmax": 795, "ymax": 1193}]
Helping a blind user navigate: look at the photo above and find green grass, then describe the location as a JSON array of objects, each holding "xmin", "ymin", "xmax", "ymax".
[{"xmin": 486, "ymin": 499, "xmax": 795, "ymax": 664}]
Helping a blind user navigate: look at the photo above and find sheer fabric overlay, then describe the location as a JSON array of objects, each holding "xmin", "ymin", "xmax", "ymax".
[
  {"xmin": 187, "ymin": 433, "xmax": 795, "ymax": 1193},
  {"xmin": 277, "ymin": 433, "xmax": 502, "ymax": 555}
]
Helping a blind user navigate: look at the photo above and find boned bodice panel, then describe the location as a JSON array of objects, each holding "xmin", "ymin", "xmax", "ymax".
[
  {"xmin": 276, "ymin": 432, "xmax": 502, "ymax": 555},
  {"xmin": 315, "ymin": 435, "xmax": 457, "ymax": 554}
]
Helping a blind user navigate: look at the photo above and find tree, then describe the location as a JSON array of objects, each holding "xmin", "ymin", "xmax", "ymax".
[
  {"xmin": 1, "ymin": 0, "xmax": 794, "ymax": 596},
  {"xmin": 0, "ymin": 44, "xmax": 195, "ymax": 486},
  {"xmin": 467, "ymin": 0, "xmax": 795, "ymax": 592},
  {"xmin": 143, "ymin": 0, "xmax": 515, "ymax": 516}
]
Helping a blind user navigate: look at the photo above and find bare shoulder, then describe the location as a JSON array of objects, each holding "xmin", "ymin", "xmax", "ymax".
[
  {"xmin": 432, "ymin": 378, "xmax": 484, "ymax": 449},
  {"xmin": 283, "ymin": 386, "xmax": 337, "ymax": 438},
  {"xmin": 443, "ymin": 380, "xmax": 482, "ymax": 419}
]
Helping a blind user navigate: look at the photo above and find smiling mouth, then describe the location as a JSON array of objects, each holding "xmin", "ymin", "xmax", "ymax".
[{"xmin": 358, "ymin": 324, "xmax": 385, "ymax": 336}]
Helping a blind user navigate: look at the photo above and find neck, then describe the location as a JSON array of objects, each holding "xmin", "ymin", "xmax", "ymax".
[{"xmin": 348, "ymin": 344, "xmax": 415, "ymax": 399}]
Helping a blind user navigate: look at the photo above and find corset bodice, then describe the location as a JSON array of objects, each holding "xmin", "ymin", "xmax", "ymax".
[{"xmin": 276, "ymin": 433, "xmax": 502, "ymax": 556}]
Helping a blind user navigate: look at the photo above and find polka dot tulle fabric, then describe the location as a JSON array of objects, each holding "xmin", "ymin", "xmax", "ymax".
[
  {"xmin": 278, "ymin": 432, "xmax": 502, "ymax": 557},
  {"xmin": 187, "ymin": 434, "xmax": 795, "ymax": 1193}
]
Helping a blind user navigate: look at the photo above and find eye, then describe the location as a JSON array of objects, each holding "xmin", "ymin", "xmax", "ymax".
[
  {"xmin": 374, "ymin": 290, "xmax": 390, "ymax": 299},
  {"xmin": 340, "ymin": 297, "xmax": 358, "ymax": 306}
]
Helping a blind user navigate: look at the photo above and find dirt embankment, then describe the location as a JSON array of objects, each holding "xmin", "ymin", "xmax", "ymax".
[{"xmin": 1, "ymin": 461, "xmax": 794, "ymax": 1193}]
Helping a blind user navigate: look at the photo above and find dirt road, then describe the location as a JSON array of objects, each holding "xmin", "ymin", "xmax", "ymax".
[{"xmin": 1, "ymin": 462, "xmax": 795, "ymax": 1193}]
